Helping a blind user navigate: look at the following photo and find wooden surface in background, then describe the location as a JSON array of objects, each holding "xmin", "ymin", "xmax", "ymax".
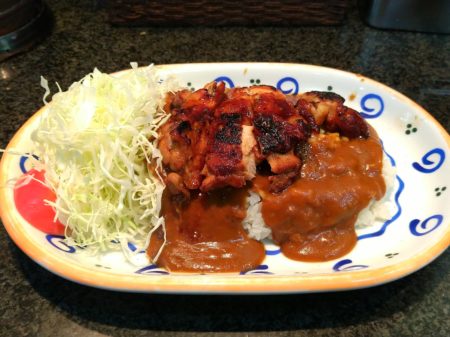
[{"xmin": 103, "ymin": 0, "xmax": 350, "ymax": 26}]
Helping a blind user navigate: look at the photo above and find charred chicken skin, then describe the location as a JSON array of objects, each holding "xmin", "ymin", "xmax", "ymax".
[{"xmin": 157, "ymin": 82, "xmax": 369, "ymax": 195}]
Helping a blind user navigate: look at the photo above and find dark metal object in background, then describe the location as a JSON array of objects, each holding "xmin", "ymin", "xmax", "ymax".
[
  {"xmin": 0, "ymin": 0, "xmax": 52, "ymax": 61},
  {"xmin": 359, "ymin": 0, "xmax": 450, "ymax": 34},
  {"xmin": 102, "ymin": 0, "xmax": 350, "ymax": 26}
]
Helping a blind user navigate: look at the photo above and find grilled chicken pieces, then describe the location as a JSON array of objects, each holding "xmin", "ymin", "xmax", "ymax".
[{"xmin": 157, "ymin": 82, "xmax": 369, "ymax": 196}]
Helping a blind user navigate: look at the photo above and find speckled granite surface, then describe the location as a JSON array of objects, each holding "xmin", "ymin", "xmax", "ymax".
[{"xmin": 0, "ymin": 1, "xmax": 449, "ymax": 337}]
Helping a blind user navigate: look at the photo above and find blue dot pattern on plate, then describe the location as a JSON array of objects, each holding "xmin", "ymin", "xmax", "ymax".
[
  {"xmin": 276, "ymin": 77, "xmax": 299, "ymax": 95},
  {"xmin": 412, "ymin": 148, "xmax": 446, "ymax": 173},
  {"xmin": 34, "ymin": 70, "xmax": 447, "ymax": 278},
  {"xmin": 333, "ymin": 259, "xmax": 369, "ymax": 272},
  {"xmin": 409, "ymin": 215, "xmax": 444, "ymax": 236},
  {"xmin": 359, "ymin": 93, "xmax": 384, "ymax": 119}
]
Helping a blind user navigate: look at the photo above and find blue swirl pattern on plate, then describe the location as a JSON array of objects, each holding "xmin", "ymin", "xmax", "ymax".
[
  {"xmin": 240, "ymin": 264, "xmax": 273, "ymax": 275},
  {"xmin": 136, "ymin": 265, "xmax": 170, "ymax": 275},
  {"xmin": 412, "ymin": 148, "xmax": 446, "ymax": 173},
  {"xmin": 409, "ymin": 215, "xmax": 444, "ymax": 236},
  {"xmin": 19, "ymin": 154, "xmax": 39, "ymax": 174},
  {"xmin": 359, "ymin": 93, "xmax": 384, "ymax": 119},
  {"xmin": 333, "ymin": 259, "xmax": 369, "ymax": 272},
  {"xmin": 276, "ymin": 77, "xmax": 299, "ymax": 95},
  {"xmin": 265, "ymin": 248, "xmax": 281, "ymax": 256},
  {"xmin": 46, "ymin": 234, "xmax": 76, "ymax": 253},
  {"xmin": 127, "ymin": 242, "xmax": 145, "ymax": 254},
  {"xmin": 30, "ymin": 70, "xmax": 447, "ymax": 279},
  {"xmin": 214, "ymin": 76, "xmax": 235, "ymax": 88}
]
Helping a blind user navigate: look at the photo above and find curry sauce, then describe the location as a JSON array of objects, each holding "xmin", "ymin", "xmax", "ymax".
[
  {"xmin": 254, "ymin": 131, "xmax": 385, "ymax": 261},
  {"xmin": 150, "ymin": 83, "xmax": 386, "ymax": 272},
  {"xmin": 148, "ymin": 188, "xmax": 265, "ymax": 272},
  {"xmin": 148, "ymin": 130, "xmax": 385, "ymax": 271}
]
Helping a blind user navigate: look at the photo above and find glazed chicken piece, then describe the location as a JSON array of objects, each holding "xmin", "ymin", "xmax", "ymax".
[
  {"xmin": 250, "ymin": 88, "xmax": 315, "ymax": 190},
  {"xmin": 158, "ymin": 82, "xmax": 224, "ymax": 196},
  {"xmin": 201, "ymin": 113, "xmax": 249, "ymax": 191},
  {"xmin": 266, "ymin": 151, "xmax": 301, "ymax": 175},
  {"xmin": 299, "ymin": 91, "xmax": 369, "ymax": 138},
  {"xmin": 157, "ymin": 82, "xmax": 370, "ymax": 195},
  {"xmin": 158, "ymin": 81, "xmax": 259, "ymax": 194}
]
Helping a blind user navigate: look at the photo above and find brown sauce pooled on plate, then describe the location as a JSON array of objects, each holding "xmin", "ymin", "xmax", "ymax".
[
  {"xmin": 253, "ymin": 131, "xmax": 386, "ymax": 262},
  {"xmin": 148, "ymin": 130, "xmax": 386, "ymax": 270},
  {"xmin": 148, "ymin": 188, "xmax": 265, "ymax": 273},
  {"xmin": 149, "ymin": 83, "xmax": 387, "ymax": 271}
]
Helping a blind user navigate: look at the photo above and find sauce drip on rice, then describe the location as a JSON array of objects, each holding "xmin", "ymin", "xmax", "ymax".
[{"xmin": 148, "ymin": 82, "xmax": 385, "ymax": 272}]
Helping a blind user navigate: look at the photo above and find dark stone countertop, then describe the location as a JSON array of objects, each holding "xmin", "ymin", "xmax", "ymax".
[{"xmin": 0, "ymin": 1, "xmax": 449, "ymax": 337}]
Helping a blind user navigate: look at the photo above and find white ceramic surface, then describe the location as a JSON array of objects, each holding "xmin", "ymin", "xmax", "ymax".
[{"xmin": 1, "ymin": 63, "xmax": 449, "ymax": 293}]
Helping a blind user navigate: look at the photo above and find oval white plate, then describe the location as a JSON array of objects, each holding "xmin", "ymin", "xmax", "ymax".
[{"xmin": 1, "ymin": 63, "xmax": 449, "ymax": 294}]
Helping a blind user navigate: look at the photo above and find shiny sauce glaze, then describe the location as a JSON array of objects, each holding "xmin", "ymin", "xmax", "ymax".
[
  {"xmin": 253, "ymin": 131, "xmax": 386, "ymax": 262},
  {"xmin": 148, "ymin": 188, "xmax": 265, "ymax": 272},
  {"xmin": 149, "ymin": 130, "xmax": 386, "ymax": 271},
  {"xmin": 149, "ymin": 84, "xmax": 388, "ymax": 271}
]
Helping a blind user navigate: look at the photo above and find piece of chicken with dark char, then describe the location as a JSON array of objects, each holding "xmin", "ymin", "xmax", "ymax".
[{"xmin": 157, "ymin": 81, "xmax": 369, "ymax": 197}]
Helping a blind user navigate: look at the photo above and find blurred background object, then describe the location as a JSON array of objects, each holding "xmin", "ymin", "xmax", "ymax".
[
  {"xmin": 359, "ymin": 0, "xmax": 450, "ymax": 34},
  {"xmin": 0, "ymin": 0, "xmax": 52, "ymax": 61},
  {"xmin": 101, "ymin": 0, "xmax": 351, "ymax": 26}
]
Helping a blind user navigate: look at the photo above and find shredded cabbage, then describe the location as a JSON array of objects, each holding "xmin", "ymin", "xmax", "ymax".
[{"xmin": 32, "ymin": 64, "xmax": 177, "ymax": 258}]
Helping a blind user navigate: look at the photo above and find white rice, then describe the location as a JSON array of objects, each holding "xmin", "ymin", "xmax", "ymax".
[
  {"xmin": 243, "ymin": 191, "xmax": 272, "ymax": 240},
  {"xmin": 355, "ymin": 154, "xmax": 396, "ymax": 229},
  {"xmin": 243, "ymin": 154, "xmax": 397, "ymax": 240}
]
